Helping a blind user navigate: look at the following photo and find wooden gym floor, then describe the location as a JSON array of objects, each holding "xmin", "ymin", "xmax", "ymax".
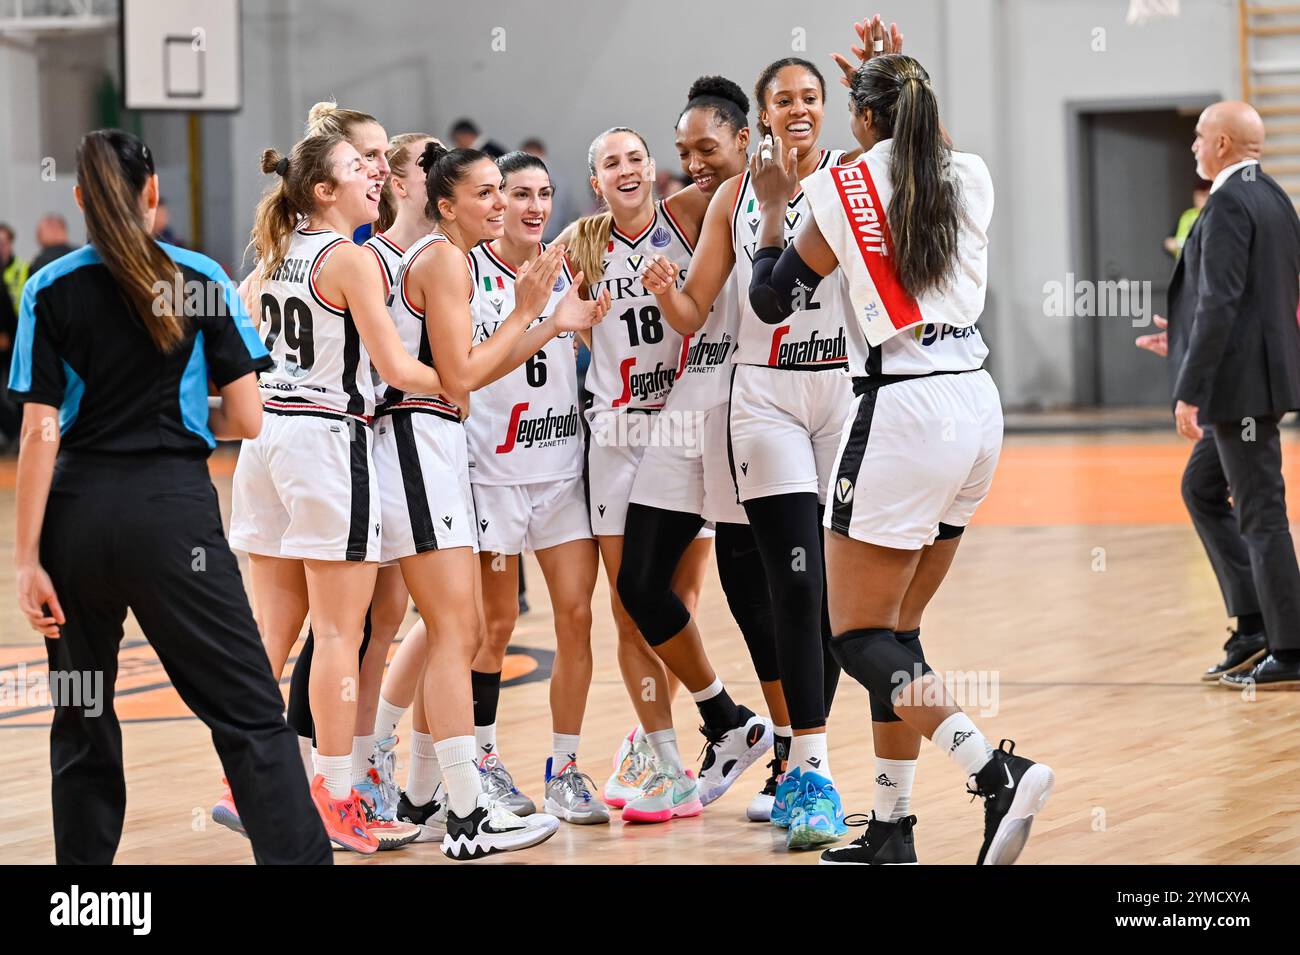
[{"xmin": 2, "ymin": 428, "xmax": 1299, "ymax": 865}]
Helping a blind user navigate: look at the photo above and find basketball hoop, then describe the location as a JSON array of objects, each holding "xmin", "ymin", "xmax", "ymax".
[{"xmin": 1126, "ymin": 0, "xmax": 1181, "ymax": 26}]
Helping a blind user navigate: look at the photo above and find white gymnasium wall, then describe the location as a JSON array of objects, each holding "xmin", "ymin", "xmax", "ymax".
[{"xmin": 0, "ymin": 0, "xmax": 1242, "ymax": 406}]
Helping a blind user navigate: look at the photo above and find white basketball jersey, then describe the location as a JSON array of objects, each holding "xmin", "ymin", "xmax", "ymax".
[
  {"xmin": 584, "ymin": 201, "xmax": 693, "ymax": 413},
  {"xmin": 363, "ymin": 231, "xmax": 405, "ymax": 407},
  {"xmin": 730, "ymin": 148, "xmax": 850, "ymax": 370},
  {"xmin": 465, "ymin": 241, "xmax": 583, "ymax": 485},
  {"xmin": 385, "ymin": 231, "xmax": 466, "ymax": 421},
  {"xmin": 254, "ymin": 227, "xmax": 374, "ymax": 419},
  {"xmin": 802, "ymin": 140, "xmax": 991, "ymax": 378},
  {"xmin": 665, "ymin": 266, "xmax": 740, "ymax": 414}
]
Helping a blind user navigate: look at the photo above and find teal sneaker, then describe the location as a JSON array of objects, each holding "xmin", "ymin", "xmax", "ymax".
[
  {"xmin": 787, "ymin": 771, "xmax": 847, "ymax": 849},
  {"xmin": 770, "ymin": 766, "xmax": 803, "ymax": 830},
  {"xmin": 622, "ymin": 767, "xmax": 703, "ymax": 823}
]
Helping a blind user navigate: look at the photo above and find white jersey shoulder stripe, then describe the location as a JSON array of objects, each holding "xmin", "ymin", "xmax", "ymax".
[
  {"xmin": 307, "ymin": 236, "xmax": 349, "ymax": 318},
  {"xmin": 659, "ymin": 198, "xmax": 695, "ymax": 254}
]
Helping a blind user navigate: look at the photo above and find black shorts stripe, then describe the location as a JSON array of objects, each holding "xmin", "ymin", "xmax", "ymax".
[
  {"xmin": 391, "ymin": 412, "xmax": 438, "ymax": 553},
  {"xmin": 341, "ymin": 309, "xmax": 366, "ymax": 418},
  {"xmin": 346, "ymin": 425, "xmax": 372, "ymax": 561},
  {"xmin": 725, "ymin": 365, "xmax": 740, "ymax": 503},
  {"xmin": 829, "ymin": 388, "xmax": 878, "ymax": 537}
]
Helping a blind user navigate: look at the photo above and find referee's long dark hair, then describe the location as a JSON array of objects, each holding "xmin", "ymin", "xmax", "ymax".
[
  {"xmin": 76, "ymin": 130, "xmax": 184, "ymax": 352},
  {"xmin": 850, "ymin": 54, "xmax": 960, "ymax": 298}
]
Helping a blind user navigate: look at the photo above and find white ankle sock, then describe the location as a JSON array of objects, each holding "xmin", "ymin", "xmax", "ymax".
[
  {"xmin": 689, "ymin": 677, "xmax": 723, "ymax": 702},
  {"xmin": 406, "ymin": 731, "xmax": 441, "ymax": 805},
  {"xmin": 932, "ymin": 713, "xmax": 994, "ymax": 779},
  {"xmin": 789, "ymin": 732, "xmax": 830, "ymax": 778},
  {"xmin": 874, "ymin": 757, "xmax": 916, "ymax": 822},
  {"xmin": 644, "ymin": 728, "xmax": 683, "ymax": 774},
  {"xmin": 552, "ymin": 733, "xmax": 581, "ymax": 774},
  {"xmin": 474, "ymin": 723, "xmax": 498, "ymax": 762},
  {"xmin": 351, "ymin": 734, "xmax": 376, "ymax": 784},
  {"xmin": 315, "ymin": 752, "xmax": 352, "ymax": 800},
  {"xmin": 435, "ymin": 735, "xmax": 483, "ymax": 819},
  {"xmin": 373, "ymin": 695, "xmax": 406, "ymax": 741}
]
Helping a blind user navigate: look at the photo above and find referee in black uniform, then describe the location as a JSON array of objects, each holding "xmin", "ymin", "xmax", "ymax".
[{"xmin": 9, "ymin": 129, "xmax": 330, "ymax": 865}]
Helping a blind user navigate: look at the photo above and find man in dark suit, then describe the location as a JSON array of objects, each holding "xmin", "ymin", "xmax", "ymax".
[{"xmin": 1138, "ymin": 100, "xmax": 1300, "ymax": 687}]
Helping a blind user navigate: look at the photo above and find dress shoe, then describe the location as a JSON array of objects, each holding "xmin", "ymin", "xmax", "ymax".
[
  {"xmin": 1201, "ymin": 628, "xmax": 1267, "ymax": 681},
  {"xmin": 1219, "ymin": 653, "xmax": 1300, "ymax": 690}
]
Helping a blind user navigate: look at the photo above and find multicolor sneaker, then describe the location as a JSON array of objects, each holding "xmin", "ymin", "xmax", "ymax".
[
  {"xmin": 478, "ymin": 753, "xmax": 536, "ymax": 816},
  {"xmin": 357, "ymin": 785, "xmax": 422, "ymax": 851},
  {"xmin": 820, "ymin": 813, "xmax": 919, "ymax": 865},
  {"xmin": 786, "ymin": 771, "xmax": 847, "ymax": 850},
  {"xmin": 442, "ymin": 791, "xmax": 559, "ymax": 861},
  {"xmin": 544, "ymin": 758, "xmax": 610, "ymax": 825},
  {"xmin": 368, "ymin": 735, "xmax": 402, "ymax": 816},
  {"xmin": 355, "ymin": 765, "xmax": 398, "ymax": 822},
  {"xmin": 770, "ymin": 766, "xmax": 803, "ymax": 829},
  {"xmin": 622, "ymin": 767, "xmax": 704, "ymax": 824},
  {"xmin": 604, "ymin": 731, "xmax": 655, "ymax": 809},
  {"xmin": 397, "ymin": 783, "xmax": 448, "ymax": 843},
  {"xmin": 310, "ymin": 774, "xmax": 379, "ymax": 855},
  {"xmin": 697, "ymin": 707, "xmax": 773, "ymax": 806},
  {"xmin": 968, "ymin": 739, "xmax": 1054, "ymax": 865},
  {"xmin": 211, "ymin": 778, "xmax": 246, "ymax": 838},
  {"xmin": 747, "ymin": 757, "xmax": 783, "ymax": 822}
]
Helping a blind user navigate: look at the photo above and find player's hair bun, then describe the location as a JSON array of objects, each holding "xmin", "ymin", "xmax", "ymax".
[
  {"xmin": 688, "ymin": 75, "xmax": 749, "ymax": 116},
  {"xmin": 417, "ymin": 140, "xmax": 450, "ymax": 172},
  {"xmin": 306, "ymin": 100, "xmax": 339, "ymax": 131},
  {"xmin": 260, "ymin": 148, "xmax": 284, "ymax": 175}
]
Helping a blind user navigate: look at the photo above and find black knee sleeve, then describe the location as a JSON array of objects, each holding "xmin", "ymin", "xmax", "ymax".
[
  {"xmin": 745, "ymin": 492, "xmax": 829, "ymax": 731},
  {"xmin": 830, "ymin": 628, "xmax": 931, "ymax": 714},
  {"xmin": 284, "ymin": 609, "xmax": 374, "ymax": 744},
  {"xmin": 616, "ymin": 504, "xmax": 701, "ymax": 646},
  {"xmin": 869, "ymin": 627, "xmax": 931, "ymax": 722},
  {"xmin": 715, "ymin": 523, "xmax": 780, "ymax": 682}
]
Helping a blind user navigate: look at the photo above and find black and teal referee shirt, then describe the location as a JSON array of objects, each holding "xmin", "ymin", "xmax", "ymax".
[{"xmin": 8, "ymin": 243, "xmax": 272, "ymax": 454}]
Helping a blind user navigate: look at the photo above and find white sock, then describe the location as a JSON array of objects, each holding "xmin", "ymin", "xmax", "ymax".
[
  {"xmin": 474, "ymin": 723, "xmax": 498, "ymax": 762},
  {"xmin": 933, "ymin": 713, "xmax": 995, "ymax": 779},
  {"xmin": 552, "ymin": 733, "xmax": 581, "ymax": 774},
  {"xmin": 351, "ymin": 734, "xmax": 376, "ymax": 784},
  {"xmin": 789, "ymin": 732, "xmax": 830, "ymax": 778},
  {"xmin": 874, "ymin": 757, "xmax": 916, "ymax": 822},
  {"xmin": 689, "ymin": 677, "xmax": 723, "ymax": 702},
  {"xmin": 435, "ymin": 735, "xmax": 483, "ymax": 819},
  {"xmin": 297, "ymin": 736, "xmax": 314, "ymax": 782},
  {"xmin": 315, "ymin": 752, "xmax": 352, "ymax": 800},
  {"xmin": 406, "ymin": 731, "xmax": 441, "ymax": 805},
  {"xmin": 644, "ymin": 728, "xmax": 684, "ymax": 774},
  {"xmin": 373, "ymin": 695, "xmax": 406, "ymax": 741}
]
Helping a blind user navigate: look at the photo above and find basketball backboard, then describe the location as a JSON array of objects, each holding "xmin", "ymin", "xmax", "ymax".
[{"xmin": 121, "ymin": 0, "xmax": 241, "ymax": 110}]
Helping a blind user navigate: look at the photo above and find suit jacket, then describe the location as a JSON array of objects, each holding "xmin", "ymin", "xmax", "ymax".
[{"xmin": 1168, "ymin": 165, "xmax": 1300, "ymax": 423}]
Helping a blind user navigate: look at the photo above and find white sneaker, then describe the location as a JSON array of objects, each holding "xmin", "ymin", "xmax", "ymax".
[
  {"xmin": 441, "ymin": 792, "xmax": 559, "ymax": 861},
  {"xmin": 697, "ymin": 706, "xmax": 773, "ymax": 806},
  {"xmin": 747, "ymin": 756, "xmax": 782, "ymax": 821},
  {"xmin": 397, "ymin": 782, "xmax": 448, "ymax": 843},
  {"xmin": 604, "ymin": 730, "xmax": 654, "ymax": 809}
]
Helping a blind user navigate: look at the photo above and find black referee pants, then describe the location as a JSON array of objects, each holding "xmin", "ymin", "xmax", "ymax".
[{"xmin": 41, "ymin": 451, "xmax": 331, "ymax": 864}]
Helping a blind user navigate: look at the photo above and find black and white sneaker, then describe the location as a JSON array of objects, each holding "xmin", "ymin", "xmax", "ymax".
[
  {"xmin": 746, "ymin": 757, "xmax": 783, "ymax": 821},
  {"xmin": 968, "ymin": 739, "xmax": 1054, "ymax": 865},
  {"xmin": 397, "ymin": 784, "xmax": 448, "ymax": 843},
  {"xmin": 441, "ymin": 792, "xmax": 559, "ymax": 861},
  {"xmin": 819, "ymin": 813, "xmax": 918, "ymax": 865},
  {"xmin": 697, "ymin": 706, "xmax": 773, "ymax": 806}
]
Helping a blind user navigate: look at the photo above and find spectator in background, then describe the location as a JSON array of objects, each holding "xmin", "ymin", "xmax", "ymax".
[
  {"xmin": 152, "ymin": 197, "xmax": 184, "ymax": 247},
  {"xmin": 1, "ymin": 223, "xmax": 28, "ymax": 315},
  {"xmin": 450, "ymin": 118, "xmax": 506, "ymax": 158},
  {"xmin": 30, "ymin": 214, "xmax": 76, "ymax": 274},
  {"xmin": 656, "ymin": 170, "xmax": 690, "ymax": 198},
  {"xmin": 520, "ymin": 136, "xmax": 587, "ymax": 240},
  {"xmin": 1164, "ymin": 182, "xmax": 1211, "ymax": 257}
]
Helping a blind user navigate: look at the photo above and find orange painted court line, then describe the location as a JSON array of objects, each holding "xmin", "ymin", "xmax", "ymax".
[{"xmin": 974, "ymin": 441, "xmax": 1300, "ymax": 525}]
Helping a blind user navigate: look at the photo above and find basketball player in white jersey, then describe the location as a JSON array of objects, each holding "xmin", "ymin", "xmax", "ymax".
[
  {"xmin": 460, "ymin": 150, "xmax": 606, "ymax": 825},
  {"xmin": 227, "ymin": 132, "xmax": 447, "ymax": 853},
  {"xmin": 748, "ymin": 54, "xmax": 1054, "ymax": 866},
  {"xmin": 556, "ymin": 127, "xmax": 713, "ymax": 823},
  {"xmin": 378, "ymin": 141, "xmax": 608, "ymax": 859},
  {"xmin": 641, "ymin": 56, "xmax": 857, "ymax": 849},
  {"xmin": 616, "ymin": 76, "xmax": 789, "ymax": 820}
]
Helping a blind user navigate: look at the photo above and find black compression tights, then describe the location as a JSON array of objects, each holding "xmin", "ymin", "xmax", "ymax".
[
  {"xmin": 286, "ymin": 609, "xmax": 373, "ymax": 743},
  {"xmin": 742, "ymin": 492, "xmax": 840, "ymax": 730},
  {"xmin": 617, "ymin": 503, "xmax": 781, "ymax": 684}
]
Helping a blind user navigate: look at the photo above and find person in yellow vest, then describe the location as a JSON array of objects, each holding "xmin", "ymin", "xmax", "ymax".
[
  {"xmin": 1164, "ymin": 184, "xmax": 1210, "ymax": 257},
  {"xmin": 0, "ymin": 222, "xmax": 28, "ymax": 323}
]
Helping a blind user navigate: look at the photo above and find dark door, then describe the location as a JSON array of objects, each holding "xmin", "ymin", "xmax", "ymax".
[{"xmin": 1082, "ymin": 109, "xmax": 1201, "ymax": 406}]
